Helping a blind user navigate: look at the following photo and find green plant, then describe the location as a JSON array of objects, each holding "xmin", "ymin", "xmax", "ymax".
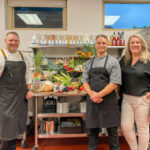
[
  {"xmin": 83, "ymin": 45, "xmax": 96, "ymax": 56},
  {"xmin": 34, "ymin": 50, "xmax": 44, "ymax": 74}
]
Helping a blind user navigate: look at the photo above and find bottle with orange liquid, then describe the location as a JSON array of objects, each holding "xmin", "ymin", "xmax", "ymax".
[
  {"xmin": 116, "ymin": 32, "xmax": 120, "ymax": 46},
  {"xmin": 112, "ymin": 32, "xmax": 117, "ymax": 46}
]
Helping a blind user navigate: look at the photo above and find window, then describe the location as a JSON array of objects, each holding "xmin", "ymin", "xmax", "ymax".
[
  {"xmin": 103, "ymin": 1, "xmax": 150, "ymax": 30},
  {"xmin": 7, "ymin": 0, "xmax": 67, "ymax": 30}
]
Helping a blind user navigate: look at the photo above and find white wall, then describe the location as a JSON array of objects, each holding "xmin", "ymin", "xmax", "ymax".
[{"xmin": 0, "ymin": 0, "xmax": 137, "ymax": 51}]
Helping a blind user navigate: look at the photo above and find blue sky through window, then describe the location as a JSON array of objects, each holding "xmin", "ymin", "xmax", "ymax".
[{"xmin": 104, "ymin": 3, "xmax": 150, "ymax": 29}]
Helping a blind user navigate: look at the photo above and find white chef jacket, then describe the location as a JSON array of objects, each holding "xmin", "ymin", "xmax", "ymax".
[{"xmin": 0, "ymin": 49, "xmax": 32, "ymax": 84}]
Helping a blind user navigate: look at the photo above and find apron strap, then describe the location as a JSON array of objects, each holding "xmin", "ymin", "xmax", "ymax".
[
  {"xmin": 88, "ymin": 54, "xmax": 109, "ymax": 80},
  {"xmin": 18, "ymin": 50, "xmax": 24, "ymax": 60},
  {"xmin": 1, "ymin": 49, "xmax": 24, "ymax": 61},
  {"xmin": 88, "ymin": 57, "xmax": 95, "ymax": 80},
  {"xmin": 1, "ymin": 49, "xmax": 7, "ymax": 60},
  {"xmin": 104, "ymin": 54, "xmax": 109, "ymax": 68}
]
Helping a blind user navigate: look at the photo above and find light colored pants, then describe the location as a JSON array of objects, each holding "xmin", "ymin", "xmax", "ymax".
[{"xmin": 121, "ymin": 94, "xmax": 150, "ymax": 150}]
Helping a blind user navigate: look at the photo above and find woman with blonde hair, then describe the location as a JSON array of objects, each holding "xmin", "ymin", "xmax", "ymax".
[{"xmin": 120, "ymin": 34, "xmax": 150, "ymax": 150}]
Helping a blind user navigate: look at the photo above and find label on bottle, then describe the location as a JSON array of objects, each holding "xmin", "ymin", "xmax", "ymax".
[
  {"xmin": 83, "ymin": 40, "xmax": 89, "ymax": 45},
  {"xmin": 48, "ymin": 40, "xmax": 55, "ymax": 46},
  {"xmin": 122, "ymin": 40, "xmax": 125, "ymax": 46},
  {"xmin": 117, "ymin": 40, "xmax": 120, "ymax": 46},
  {"xmin": 77, "ymin": 40, "xmax": 82, "ymax": 45},
  {"xmin": 55, "ymin": 40, "xmax": 62, "ymax": 45},
  {"xmin": 40, "ymin": 40, "xmax": 47, "ymax": 45},
  {"xmin": 70, "ymin": 40, "xmax": 75, "ymax": 46},
  {"xmin": 112, "ymin": 40, "xmax": 116, "ymax": 46},
  {"xmin": 90, "ymin": 40, "xmax": 95, "ymax": 45},
  {"xmin": 62, "ymin": 40, "xmax": 67, "ymax": 46},
  {"xmin": 32, "ymin": 39, "xmax": 38, "ymax": 45}
]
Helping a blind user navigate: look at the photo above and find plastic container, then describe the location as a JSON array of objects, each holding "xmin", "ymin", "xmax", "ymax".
[
  {"xmin": 80, "ymin": 102, "xmax": 86, "ymax": 113},
  {"xmin": 32, "ymin": 34, "xmax": 40, "ymax": 45},
  {"xmin": 48, "ymin": 34, "xmax": 55, "ymax": 46},
  {"xmin": 62, "ymin": 35, "xmax": 67, "ymax": 46},
  {"xmin": 57, "ymin": 102, "xmax": 69, "ymax": 113},
  {"xmin": 69, "ymin": 35, "xmax": 75, "ymax": 46},
  {"xmin": 40, "ymin": 33, "xmax": 48, "ymax": 45},
  {"xmin": 55, "ymin": 35, "xmax": 62, "ymax": 46},
  {"xmin": 89, "ymin": 35, "xmax": 95, "ymax": 45},
  {"xmin": 83, "ymin": 34, "xmax": 90, "ymax": 45},
  {"xmin": 76, "ymin": 34, "xmax": 83, "ymax": 46}
]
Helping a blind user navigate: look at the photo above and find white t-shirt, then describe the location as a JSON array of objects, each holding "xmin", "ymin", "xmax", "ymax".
[{"xmin": 0, "ymin": 49, "xmax": 32, "ymax": 84}]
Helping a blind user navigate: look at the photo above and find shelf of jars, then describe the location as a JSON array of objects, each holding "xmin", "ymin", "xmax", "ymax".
[
  {"xmin": 29, "ymin": 44, "xmax": 125, "ymax": 49},
  {"xmin": 29, "ymin": 45, "xmax": 82, "ymax": 48}
]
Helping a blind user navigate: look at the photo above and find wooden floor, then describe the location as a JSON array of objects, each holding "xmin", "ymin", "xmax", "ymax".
[{"xmin": 16, "ymin": 136, "xmax": 130, "ymax": 150}]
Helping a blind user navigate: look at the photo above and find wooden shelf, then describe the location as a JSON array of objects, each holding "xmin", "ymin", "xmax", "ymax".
[
  {"xmin": 38, "ymin": 113, "xmax": 86, "ymax": 118},
  {"xmin": 29, "ymin": 45, "xmax": 125, "ymax": 49},
  {"xmin": 33, "ymin": 92, "xmax": 87, "ymax": 97},
  {"xmin": 108, "ymin": 46, "xmax": 125, "ymax": 49},
  {"xmin": 29, "ymin": 45, "xmax": 82, "ymax": 48},
  {"xmin": 38, "ymin": 132, "xmax": 123, "ymax": 138},
  {"xmin": 38, "ymin": 133, "xmax": 88, "ymax": 138}
]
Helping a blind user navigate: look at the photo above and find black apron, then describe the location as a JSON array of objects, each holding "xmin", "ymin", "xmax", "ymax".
[
  {"xmin": 86, "ymin": 55, "xmax": 120, "ymax": 128},
  {"xmin": 0, "ymin": 50, "xmax": 27, "ymax": 140}
]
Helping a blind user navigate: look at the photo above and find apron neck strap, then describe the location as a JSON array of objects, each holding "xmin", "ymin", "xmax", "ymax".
[
  {"xmin": 1, "ymin": 49, "xmax": 24, "ymax": 61},
  {"xmin": 18, "ymin": 50, "xmax": 24, "ymax": 60},
  {"xmin": 104, "ymin": 54, "xmax": 109, "ymax": 68},
  {"xmin": 88, "ymin": 54, "xmax": 109, "ymax": 80},
  {"xmin": 1, "ymin": 49, "xmax": 7, "ymax": 60}
]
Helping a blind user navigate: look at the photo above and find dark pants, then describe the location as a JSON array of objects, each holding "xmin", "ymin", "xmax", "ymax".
[
  {"xmin": 0, "ymin": 139, "xmax": 17, "ymax": 150},
  {"xmin": 87, "ymin": 127, "xmax": 120, "ymax": 150}
]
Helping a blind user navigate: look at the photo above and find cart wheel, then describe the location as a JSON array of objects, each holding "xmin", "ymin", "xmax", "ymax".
[
  {"xmin": 32, "ymin": 146, "xmax": 39, "ymax": 150},
  {"xmin": 20, "ymin": 140, "xmax": 27, "ymax": 148}
]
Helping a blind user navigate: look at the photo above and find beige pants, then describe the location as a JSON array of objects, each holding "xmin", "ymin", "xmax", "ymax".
[{"xmin": 121, "ymin": 94, "xmax": 150, "ymax": 150}]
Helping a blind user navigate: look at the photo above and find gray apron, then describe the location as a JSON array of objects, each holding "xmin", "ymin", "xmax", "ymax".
[
  {"xmin": 86, "ymin": 54, "xmax": 120, "ymax": 128},
  {"xmin": 0, "ymin": 50, "xmax": 27, "ymax": 140}
]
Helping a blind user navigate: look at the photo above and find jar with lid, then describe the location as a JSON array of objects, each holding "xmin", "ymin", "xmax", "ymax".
[
  {"xmin": 48, "ymin": 34, "xmax": 55, "ymax": 46},
  {"xmin": 89, "ymin": 35, "xmax": 95, "ymax": 46},
  {"xmin": 67, "ymin": 35, "xmax": 71, "ymax": 46},
  {"xmin": 32, "ymin": 34, "xmax": 40, "ymax": 45},
  {"xmin": 69, "ymin": 35, "xmax": 75, "ymax": 46},
  {"xmin": 40, "ymin": 33, "xmax": 48, "ymax": 45},
  {"xmin": 83, "ymin": 34, "xmax": 90, "ymax": 45},
  {"xmin": 55, "ymin": 35, "xmax": 62, "ymax": 46},
  {"xmin": 77, "ymin": 34, "xmax": 83, "ymax": 46},
  {"xmin": 62, "ymin": 35, "xmax": 67, "ymax": 46}
]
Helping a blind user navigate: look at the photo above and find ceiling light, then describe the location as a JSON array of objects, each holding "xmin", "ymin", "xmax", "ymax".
[
  {"xmin": 17, "ymin": 14, "xmax": 43, "ymax": 25},
  {"xmin": 105, "ymin": 16, "xmax": 120, "ymax": 26}
]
